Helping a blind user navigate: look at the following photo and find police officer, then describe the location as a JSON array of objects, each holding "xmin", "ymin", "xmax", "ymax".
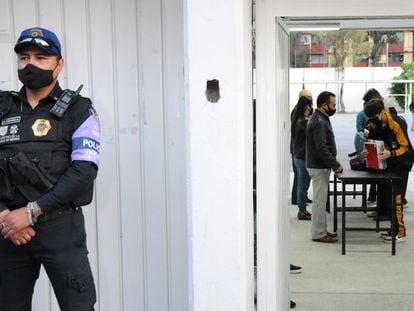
[{"xmin": 0, "ymin": 27, "xmax": 99, "ymax": 310}]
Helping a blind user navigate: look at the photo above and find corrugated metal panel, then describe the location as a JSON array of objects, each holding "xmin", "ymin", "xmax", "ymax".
[{"xmin": 0, "ymin": 0, "xmax": 188, "ymax": 310}]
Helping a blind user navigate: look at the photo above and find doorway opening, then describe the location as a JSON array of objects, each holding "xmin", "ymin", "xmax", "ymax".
[{"xmin": 254, "ymin": 14, "xmax": 414, "ymax": 310}]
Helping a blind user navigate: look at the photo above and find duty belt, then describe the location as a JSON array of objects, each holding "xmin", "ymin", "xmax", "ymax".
[{"xmin": 37, "ymin": 206, "xmax": 81, "ymax": 223}]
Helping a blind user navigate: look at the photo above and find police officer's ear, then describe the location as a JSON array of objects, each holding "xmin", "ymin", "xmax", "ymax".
[{"xmin": 55, "ymin": 57, "xmax": 64, "ymax": 76}]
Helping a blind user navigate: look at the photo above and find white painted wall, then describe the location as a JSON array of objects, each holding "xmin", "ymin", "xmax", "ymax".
[
  {"xmin": 184, "ymin": 0, "xmax": 254, "ymax": 310},
  {"xmin": 0, "ymin": 0, "xmax": 188, "ymax": 310}
]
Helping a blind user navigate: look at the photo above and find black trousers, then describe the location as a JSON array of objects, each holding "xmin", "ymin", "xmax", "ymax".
[{"xmin": 0, "ymin": 208, "xmax": 96, "ymax": 311}]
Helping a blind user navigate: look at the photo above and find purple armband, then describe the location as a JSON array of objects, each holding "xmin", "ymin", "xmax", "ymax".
[{"xmin": 71, "ymin": 114, "xmax": 100, "ymax": 166}]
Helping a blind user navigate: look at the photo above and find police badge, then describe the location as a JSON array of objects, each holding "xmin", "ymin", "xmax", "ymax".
[{"xmin": 32, "ymin": 119, "xmax": 51, "ymax": 137}]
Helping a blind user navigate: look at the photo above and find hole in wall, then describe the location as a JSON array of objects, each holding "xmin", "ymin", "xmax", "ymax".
[{"xmin": 205, "ymin": 79, "xmax": 221, "ymax": 103}]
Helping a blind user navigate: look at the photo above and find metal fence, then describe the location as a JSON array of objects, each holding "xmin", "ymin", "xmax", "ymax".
[{"xmin": 290, "ymin": 79, "xmax": 414, "ymax": 113}]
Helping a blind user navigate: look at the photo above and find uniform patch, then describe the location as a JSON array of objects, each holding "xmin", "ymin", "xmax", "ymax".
[
  {"xmin": 0, "ymin": 126, "xmax": 9, "ymax": 136},
  {"xmin": 32, "ymin": 119, "xmax": 51, "ymax": 137},
  {"xmin": 9, "ymin": 125, "xmax": 18, "ymax": 135},
  {"xmin": 0, "ymin": 126, "xmax": 8, "ymax": 136},
  {"xmin": 1, "ymin": 116, "xmax": 21, "ymax": 126}
]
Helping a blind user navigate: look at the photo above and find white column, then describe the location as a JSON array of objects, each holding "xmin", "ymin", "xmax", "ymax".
[{"xmin": 184, "ymin": 1, "xmax": 254, "ymax": 310}]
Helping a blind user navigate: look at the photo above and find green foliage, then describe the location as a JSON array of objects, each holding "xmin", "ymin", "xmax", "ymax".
[
  {"xmin": 290, "ymin": 30, "xmax": 401, "ymax": 68},
  {"xmin": 367, "ymin": 31, "xmax": 400, "ymax": 66},
  {"xmin": 315, "ymin": 30, "xmax": 372, "ymax": 68},
  {"xmin": 389, "ymin": 62, "xmax": 414, "ymax": 109}
]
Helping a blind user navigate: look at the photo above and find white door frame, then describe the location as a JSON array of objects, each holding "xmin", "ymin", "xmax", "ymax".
[{"xmin": 256, "ymin": 10, "xmax": 291, "ymax": 310}]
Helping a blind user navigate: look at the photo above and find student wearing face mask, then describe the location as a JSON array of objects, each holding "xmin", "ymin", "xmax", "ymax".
[
  {"xmin": 291, "ymin": 95, "xmax": 314, "ymax": 221},
  {"xmin": 364, "ymin": 99, "xmax": 413, "ymax": 242},
  {"xmin": 306, "ymin": 91, "xmax": 343, "ymax": 243},
  {"xmin": 0, "ymin": 27, "xmax": 99, "ymax": 310},
  {"xmin": 356, "ymin": 89, "xmax": 383, "ymax": 215}
]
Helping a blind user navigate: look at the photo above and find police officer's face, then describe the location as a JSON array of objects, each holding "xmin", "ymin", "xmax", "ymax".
[{"xmin": 17, "ymin": 46, "xmax": 63, "ymax": 79}]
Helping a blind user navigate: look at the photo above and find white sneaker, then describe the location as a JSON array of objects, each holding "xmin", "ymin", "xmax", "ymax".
[
  {"xmin": 367, "ymin": 201, "xmax": 376, "ymax": 208},
  {"xmin": 383, "ymin": 235, "xmax": 407, "ymax": 243}
]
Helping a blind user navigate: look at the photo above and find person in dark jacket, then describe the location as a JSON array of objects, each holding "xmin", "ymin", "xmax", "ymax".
[
  {"xmin": 306, "ymin": 91, "xmax": 343, "ymax": 243},
  {"xmin": 290, "ymin": 89, "xmax": 313, "ymax": 205},
  {"xmin": 356, "ymin": 89, "xmax": 383, "ymax": 211},
  {"xmin": 292, "ymin": 95, "xmax": 313, "ymax": 220},
  {"xmin": 0, "ymin": 27, "xmax": 98, "ymax": 310}
]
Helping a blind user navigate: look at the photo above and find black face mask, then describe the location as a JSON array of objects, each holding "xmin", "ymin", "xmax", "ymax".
[
  {"xmin": 18, "ymin": 64, "xmax": 55, "ymax": 90},
  {"xmin": 326, "ymin": 106, "xmax": 336, "ymax": 116},
  {"xmin": 370, "ymin": 117, "xmax": 382, "ymax": 127}
]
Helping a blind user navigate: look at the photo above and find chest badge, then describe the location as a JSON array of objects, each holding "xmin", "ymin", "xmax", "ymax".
[{"xmin": 32, "ymin": 119, "xmax": 52, "ymax": 137}]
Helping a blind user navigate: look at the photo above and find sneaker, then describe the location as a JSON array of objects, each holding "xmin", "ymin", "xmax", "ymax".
[
  {"xmin": 367, "ymin": 201, "xmax": 376, "ymax": 208},
  {"xmin": 297, "ymin": 211, "xmax": 311, "ymax": 221},
  {"xmin": 290, "ymin": 264, "xmax": 302, "ymax": 274},
  {"xmin": 380, "ymin": 231, "xmax": 391, "ymax": 237},
  {"xmin": 383, "ymin": 235, "xmax": 407, "ymax": 243},
  {"xmin": 306, "ymin": 197, "xmax": 312, "ymax": 203},
  {"xmin": 366, "ymin": 211, "xmax": 376, "ymax": 217}
]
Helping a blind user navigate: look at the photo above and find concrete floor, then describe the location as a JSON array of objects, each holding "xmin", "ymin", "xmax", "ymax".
[{"xmin": 289, "ymin": 113, "xmax": 414, "ymax": 311}]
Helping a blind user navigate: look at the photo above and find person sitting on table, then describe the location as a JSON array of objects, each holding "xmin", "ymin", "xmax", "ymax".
[{"xmin": 364, "ymin": 98, "xmax": 413, "ymax": 242}]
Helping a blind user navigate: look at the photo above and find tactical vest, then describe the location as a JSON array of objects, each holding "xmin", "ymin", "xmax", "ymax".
[{"xmin": 0, "ymin": 91, "xmax": 91, "ymax": 208}]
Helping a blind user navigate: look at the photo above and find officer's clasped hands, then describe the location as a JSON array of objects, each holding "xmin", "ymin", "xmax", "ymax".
[{"xmin": 0, "ymin": 207, "xmax": 35, "ymax": 245}]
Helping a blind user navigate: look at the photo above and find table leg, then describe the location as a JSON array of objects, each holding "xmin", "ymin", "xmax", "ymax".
[
  {"xmin": 342, "ymin": 186, "xmax": 346, "ymax": 255},
  {"xmin": 334, "ymin": 175, "xmax": 337, "ymax": 232},
  {"xmin": 391, "ymin": 183, "xmax": 396, "ymax": 256},
  {"xmin": 362, "ymin": 183, "xmax": 367, "ymax": 213}
]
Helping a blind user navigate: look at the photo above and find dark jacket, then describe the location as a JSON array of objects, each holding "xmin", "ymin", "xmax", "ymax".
[
  {"xmin": 293, "ymin": 116, "xmax": 308, "ymax": 160},
  {"xmin": 289, "ymin": 106, "xmax": 297, "ymax": 154},
  {"xmin": 306, "ymin": 109, "xmax": 340, "ymax": 170}
]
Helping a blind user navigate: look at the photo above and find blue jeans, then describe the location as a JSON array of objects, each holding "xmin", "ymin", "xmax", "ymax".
[{"xmin": 293, "ymin": 157, "xmax": 311, "ymax": 212}]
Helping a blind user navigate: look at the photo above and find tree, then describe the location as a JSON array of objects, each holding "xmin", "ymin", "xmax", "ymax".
[
  {"xmin": 315, "ymin": 30, "xmax": 371, "ymax": 112},
  {"xmin": 290, "ymin": 32, "xmax": 311, "ymax": 68},
  {"xmin": 367, "ymin": 31, "xmax": 400, "ymax": 66},
  {"xmin": 290, "ymin": 30, "xmax": 401, "ymax": 112},
  {"xmin": 389, "ymin": 62, "xmax": 414, "ymax": 110}
]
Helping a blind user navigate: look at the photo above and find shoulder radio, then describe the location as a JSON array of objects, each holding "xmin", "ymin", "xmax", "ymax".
[{"xmin": 50, "ymin": 84, "xmax": 83, "ymax": 118}]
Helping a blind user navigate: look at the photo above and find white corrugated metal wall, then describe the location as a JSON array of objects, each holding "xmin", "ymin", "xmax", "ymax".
[{"xmin": 0, "ymin": 0, "xmax": 188, "ymax": 310}]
